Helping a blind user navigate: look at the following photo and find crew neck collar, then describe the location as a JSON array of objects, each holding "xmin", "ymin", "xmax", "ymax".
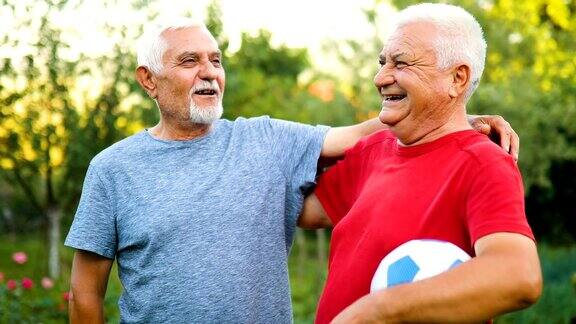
[
  {"xmin": 394, "ymin": 129, "xmax": 477, "ymax": 157},
  {"xmin": 144, "ymin": 120, "xmax": 220, "ymax": 146}
]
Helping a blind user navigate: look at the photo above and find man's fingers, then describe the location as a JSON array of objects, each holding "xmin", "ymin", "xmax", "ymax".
[
  {"xmin": 500, "ymin": 128, "xmax": 511, "ymax": 154},
  {"xmin": 509, "ymin": 129, "xmax": 520, "ymax": 162},
  {"xmin": 479, "ymin": 123, "xmax": 491, "ymax": 135},
  {"xmin": 490, "ymin": 116, "xmax": 511, "ymax": 153},
  {"xmin": 473, "ymin": 114, "xmax": 520, "ymax": 161}
]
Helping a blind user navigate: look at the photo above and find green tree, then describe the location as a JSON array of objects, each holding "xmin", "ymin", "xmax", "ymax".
[
  {"xmin": 206, "ymin": 0, "xmax": 357, "ymax": 126},
  {"xmin": 0, "ymin": 0, "xmax": 151, "ymax": 278},
  {"xmin": 328, "ymin": 0, "xmax": 576, "ymax": 242}
]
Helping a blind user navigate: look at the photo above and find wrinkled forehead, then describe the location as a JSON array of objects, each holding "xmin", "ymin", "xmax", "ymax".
[
  {"xmin": 380, "ymin": 22, "xmax": 438, "ymax": 57},
  {"xmin": 162, "ymin": 26, "xmax": 220, "ymax": 58}
]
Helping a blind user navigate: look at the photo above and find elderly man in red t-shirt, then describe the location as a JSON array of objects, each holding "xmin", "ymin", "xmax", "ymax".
[{"xmin": 299, "ymin": 3, "xmax": 542, "ymax": 323}]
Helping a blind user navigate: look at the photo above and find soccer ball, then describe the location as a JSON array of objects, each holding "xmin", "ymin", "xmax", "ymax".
[{"xmin": 370, "ymin": 239, "xmax": 471, "ymax": 292}]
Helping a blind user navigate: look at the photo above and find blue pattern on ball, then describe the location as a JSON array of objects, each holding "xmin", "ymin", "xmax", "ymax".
[
  {"xmin": 387, "ymin": 255, "xmax": 420, "ymax": 287},
  {"xmin": 450, "ymin": 259, "xmax": 463, "ymax": 269}
]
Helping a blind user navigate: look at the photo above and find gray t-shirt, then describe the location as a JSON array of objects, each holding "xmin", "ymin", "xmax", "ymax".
[{"xmin": 65, "ymin": 116, "xmax": 329, "ymax": 323}]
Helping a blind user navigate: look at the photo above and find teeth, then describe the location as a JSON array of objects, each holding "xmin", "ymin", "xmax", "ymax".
[
  {"xmin": 385, "ymin": 95, "xmax": 405, "ymax": 101},
  {"xmin": 195, "ymin": 89, "xmax": 215, "ymax": 95}
]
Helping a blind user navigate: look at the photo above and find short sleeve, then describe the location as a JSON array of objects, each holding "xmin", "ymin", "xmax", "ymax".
[
  {"xmin": 466, "ymin": 156, "xmax": 534, "ymax": 244},
  {"xmin": 265, "ymin": 118, "xmax": 329, "ymax": 194},
  {"xmin": 315, "ymin": 152, "xmax": 360, "ymax": 225},
  {"xmin": 64, "ymin": 163, "xmax": 117, "ymax": 259}
]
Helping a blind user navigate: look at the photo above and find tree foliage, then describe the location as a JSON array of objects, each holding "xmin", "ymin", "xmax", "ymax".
[
  {"xmin": 0, "ymin": 0, "xmax": 574, "ymax": 266},
  {"xmin": 206, "ymin": 1, "xmax": 357, "ymax": 126},
  {"xmin": 333, "ymin": 0, "xmax": 576, "ymax": 242},
  {"xmin": 0, "ymin": 0, "xmax": 152, "ymax": 277}
]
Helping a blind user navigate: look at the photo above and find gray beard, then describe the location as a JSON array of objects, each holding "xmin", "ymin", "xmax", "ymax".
[{"xmin": 189, "ymin": 99, "xmax": 223, "ymax": 124}]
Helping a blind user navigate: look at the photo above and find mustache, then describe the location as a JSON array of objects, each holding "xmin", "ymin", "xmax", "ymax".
[{"xmin": 190, "ymin": 80, "xmax": 220, "ymax": 94}]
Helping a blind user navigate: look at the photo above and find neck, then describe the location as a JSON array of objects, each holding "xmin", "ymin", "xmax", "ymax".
[
  {"xmin": 149, "ymin": 118, "xmax": 213, "ymax": 141},
  {"xmin": 397, "ymin": 106, "xmax": 471, "ymax": 147}
]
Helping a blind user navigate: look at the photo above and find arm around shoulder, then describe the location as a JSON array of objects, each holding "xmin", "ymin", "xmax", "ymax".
[
  {"xmin": 69, "ymin": 250, "xmax": 114, "ymax": 324},
  {"xmin": 321, "ymin": 118, "xmax": 386, "ymax": 158}
]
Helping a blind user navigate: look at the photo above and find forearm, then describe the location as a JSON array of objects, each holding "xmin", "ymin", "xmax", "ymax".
[
  {"xmin": 370, "ymin": 248, "xmax": 541, "ymax": 322},
  {"xmin": 69, "ymin": 292, "xmax": 106, "ymax": 324},
  {"xmin": 321, "ymin": 118, "xmax": 386, "ymax": 158},
  {"xmin": 69, "ymin": 251, "xmax": 113, "ymax": 324}
]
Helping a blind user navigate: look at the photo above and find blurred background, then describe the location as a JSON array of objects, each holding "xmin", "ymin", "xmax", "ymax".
[{"xmin": 0, "ymin": 0, "xmax": 575, "ymax": 322}]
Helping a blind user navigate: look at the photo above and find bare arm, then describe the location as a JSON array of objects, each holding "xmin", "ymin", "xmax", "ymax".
[
  {"xmin": 321, "ymin": 118, "xmax": 385, "ymax": 158},
  {"xmin": 69, "ymin": 250, "xmax": 114, "ymax": 324},
  {"xmin": 332, "ymin": 233, "xmax": 542, "ymax": 323},
  {"xmin": 298, "ymin": 193, "xmax": 332, "ymax": 229},
  {"xmin": 321, "ymin": 115, "xmax": 520, "ymax": 160}
]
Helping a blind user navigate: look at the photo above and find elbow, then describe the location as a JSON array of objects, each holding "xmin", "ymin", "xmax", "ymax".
[
  {"xmin": 509, "ymin": 265, "xmax": 543, "ymax": 309},
  {"xmin": 519, "ymin": 270, "xmax": 543, "ymax": 307}
]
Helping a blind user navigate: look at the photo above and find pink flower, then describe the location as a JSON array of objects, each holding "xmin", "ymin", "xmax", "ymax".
[
  {"xmin": 21, "ymin": 277, "xmax": 33, "ymax": 290},
  {"xmin": 62, "ymin": 291, "xmax": 71, "ymax": 302},
  {"xmin": 0, "ymin": 272, "xmax": 4, "ymax": 283},
  {"xmin": 6, "ymin": 279, "xmax": 18, "ymax": 291},
  {"xmin": 12, "ymin": 252, "xmax": 28, "ymax": 265},
  {"xmin": 41, "ymin": 277, "xmax": 54, "ymax": 289}
]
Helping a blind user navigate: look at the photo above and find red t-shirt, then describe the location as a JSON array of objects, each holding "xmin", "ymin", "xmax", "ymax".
[{"xmin": 314, "ymin": 130, "xmax": 534, "ymax": 323}]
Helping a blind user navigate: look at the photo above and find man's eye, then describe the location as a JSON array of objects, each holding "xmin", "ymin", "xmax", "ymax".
[
  {"xmin": 396, "ymin": 61, "xmax": 408, "ymax": 68},
  {"xmin": 379, "ymin": 60, "xmax": 386, "ymax": 66}
]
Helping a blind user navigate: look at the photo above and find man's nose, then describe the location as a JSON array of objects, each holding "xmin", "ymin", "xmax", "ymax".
[
  {"xmin": 374, "ymin": 65, "xmax": 395, "ymax": 88},
  {"xmin": 198, "ymin": 61, "xmax": 219, "ymax": 80}
]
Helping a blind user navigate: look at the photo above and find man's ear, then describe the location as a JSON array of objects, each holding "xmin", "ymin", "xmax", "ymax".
[
  {"xmin": 135, "ymin": 66, "xmax": 158, "ymax": 99},
  {"xmin": 448, "ymin": 64, "xmax": 471, "ymax": 98}
]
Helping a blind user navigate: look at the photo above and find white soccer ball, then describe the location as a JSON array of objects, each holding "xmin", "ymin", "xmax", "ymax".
[{"xmin": 370, "ymin": 239, "xmax": 471, "ymax": 292}]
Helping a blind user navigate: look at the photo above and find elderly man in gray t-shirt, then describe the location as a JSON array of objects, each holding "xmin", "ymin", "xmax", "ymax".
[{"xmin": 65, "ymin": 18, "xmax": 519, "ymax": 323}]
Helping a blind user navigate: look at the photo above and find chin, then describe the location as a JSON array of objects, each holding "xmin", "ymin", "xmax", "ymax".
[
  {"xmin": 378, "ymin": 110, "xmax": 401, "ymax": 127},
  {"xmin": 189, "ymin": 103, "xmax": 223, "ymax": 124}
]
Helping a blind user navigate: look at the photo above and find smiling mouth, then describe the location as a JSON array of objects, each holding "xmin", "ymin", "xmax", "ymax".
[
  {"xmin": 194, "ymin": 89, "xmax": 217, "ymax": 96},
  {"xmin": 384, "ymin": 94, "xmax": 407, "ymax": 102}
]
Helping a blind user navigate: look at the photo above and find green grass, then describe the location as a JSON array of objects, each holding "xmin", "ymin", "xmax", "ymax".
[{"xmin": 0, "ymin": 234, "xmax": 574, "ymax": 323}]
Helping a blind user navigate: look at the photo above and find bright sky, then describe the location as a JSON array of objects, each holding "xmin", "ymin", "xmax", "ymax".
[
  {"xmin": 218, "ymin": 0, "xmax": 394, "ymax": 47},
  {"xmin": 220, "ymin": 0, "xmax": 396, "ymax": 72},
  {"xmin": 1, "ymin": 0, "xmax": 396, "ymax": 72},
  {"xmin": 140, "ymin": 0, "xmax": 397, "ymax": 71}
]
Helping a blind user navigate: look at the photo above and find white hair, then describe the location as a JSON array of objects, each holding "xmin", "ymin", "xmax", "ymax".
[
  {"xmin": 393, "ymin": 3, "xmax": 487, "ymax": 100},
  {"xmin": 137, "ymin": 17, "xmax": 207, "ymax": 75}
]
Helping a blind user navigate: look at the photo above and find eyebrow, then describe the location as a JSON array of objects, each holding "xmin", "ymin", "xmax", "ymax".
[
  {"xmin": 176, "ymin": 51, "xmax": 199, "ymax": 62},
  {"xmin": 379, "ymin": 52, "xmax": 408, "ymax": 64},
  {"xmin": 391, "ymin": 52, "xmax": 409, "ymax": 61},
  {"xmin": 175, "ymin": 50, "xmax": 222, "ymax": 62}
]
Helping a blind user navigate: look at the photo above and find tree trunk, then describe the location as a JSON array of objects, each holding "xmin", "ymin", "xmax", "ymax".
[
  {"xmin": 1, "ymin": 205, "xmax": 16, "ymax": 242},
  {"xmin": 47, "ymin": 206, "xmax": 62, "ymax": 279}
]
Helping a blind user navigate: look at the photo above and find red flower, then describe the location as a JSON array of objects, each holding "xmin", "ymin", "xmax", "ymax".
[
  {"xmin": 12, "ymin": 252, "xmax": 28, "ymax": 265},
  {"xmin": 6, "ymin": 279, "xmax": 18, "ymax": 291},
  {"xmin": 62, "ymin": 291, "xmax": 71, "ymax": 302},
  {"xmin": 21, "ymin": 277, "xmax": 33, "ymax": 290}
]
